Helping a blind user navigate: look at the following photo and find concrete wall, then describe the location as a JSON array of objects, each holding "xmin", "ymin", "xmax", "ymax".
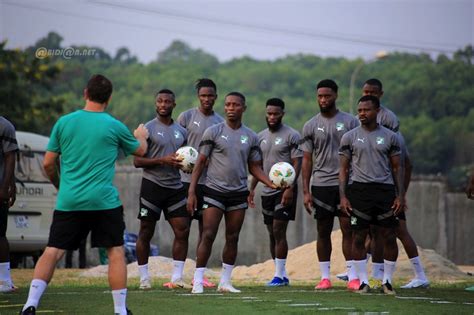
[{"xmin": 114, "ymin": 168, "xmax": 473, "ymax": 266}]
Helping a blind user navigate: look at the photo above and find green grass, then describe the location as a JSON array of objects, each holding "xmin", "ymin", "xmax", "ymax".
[{"xmin": 2, "ymin": 277, "xmax": 474, "ymax": 315}]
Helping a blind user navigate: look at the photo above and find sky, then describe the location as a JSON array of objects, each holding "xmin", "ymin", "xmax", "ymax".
[{"xmin": 0, "ymin": 0, "xmax": 473, "ymax": 63}]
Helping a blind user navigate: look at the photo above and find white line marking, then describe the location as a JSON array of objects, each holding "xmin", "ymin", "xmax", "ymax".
[
  {"xmin": 288, "ymin": 303, "xmax": 322, "ymax": 307},
  {"xmin": 396, "ymin": 296, "xmax": 438, "ymax": 300}
]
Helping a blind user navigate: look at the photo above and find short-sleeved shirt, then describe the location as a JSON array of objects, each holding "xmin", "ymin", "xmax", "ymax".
[
  {"xmin": 301, "ymin": 110, "xmax": 359, "ymax": 186},
  {"xmin": 378, "ymin": 105, "xmax": 399, "ymax": 132},
  {"xmin": 339, "ymin": 125, "xmax": 401, "ymax": 184},
  {"xmin": 199, "ymin": 122, "xmax": 261, "ymax": 193},
  {"xmin": 47, "ymin": 110, "xmax": 140, "ymax": 211},
  {"xmin": 142, "ymin": 118, "xmax": 187, "ymax": 189},
  {"xmin": 0, "ymin": 117, "xmax": 18, "ymax": 184},
  {"xmin": 177, "ymin": 108, "xmax": 224, "ymax": 184},
  {"xmin": 258, "ymin": 124, "xmax": 302, "ymax": 196}
]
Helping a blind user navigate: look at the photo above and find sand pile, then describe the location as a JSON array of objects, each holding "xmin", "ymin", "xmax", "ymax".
[
  {"xmin": 81, "ymin": 230, "xmax": 467, "ymax": 282},
  {"xmin": 232, "ymin": 230, "xmax": 467, "ymax": 282}
]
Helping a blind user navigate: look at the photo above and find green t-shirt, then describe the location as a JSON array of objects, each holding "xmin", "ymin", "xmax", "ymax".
[{"xmin": 47, "ymin": 110, "xmax": 139, "ymax": 211}]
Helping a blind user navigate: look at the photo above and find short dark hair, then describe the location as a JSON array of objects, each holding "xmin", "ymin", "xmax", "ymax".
[
  {"xmin": 155, "ymin": 89, "xmax": 175, "ymax": 98},
  {"xmin": 86, "ymin": 74, "xmax": 113, "ymax": 104},
  {"xmin": 266, "ymin": 98, "xmax": 285, "ymax": 109},
  {"xmin": 316, "ymin": 79, "xmax": 338, "ymax": 93},
  {"xmin": 195, "ymin": 78, "xmax": 217, "ymax": 93},
  {"xmin": 364, "ymin": 78, "xmax": 383, "ymax": 91},
  {"xmin": 226, "ymin": 91, "xmax": 246, "ymax": 104},
  {"xmin": 358, "ymin": 95, "xmax": 380, "ymax": 108}
]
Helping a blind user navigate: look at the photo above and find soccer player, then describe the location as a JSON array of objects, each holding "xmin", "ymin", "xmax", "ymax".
[
  {"xmin": 339, "ymin": 95, "xmax": 405, "ymax": 295},
  {"xmin": 362, "ymin": 78, "xmax": 429, "ymax": 289},
  {"xmin": 301, "ymin": 79, "xmax": 359, "ymax": 290},
  {"xmin": 0, "ymin": 116, "xmax": 18, "ymax": 293},
  {"xmin": 188, "ymin": 92, "xmax": 276, "ymax": 294},
  {"xmin": 177, "ymin": 78, "xmax": 224, "ymax": 288},
  {"xmin": 20, "ymin": 74, "xmax": 149, "ymax": 315},
  {"xmin": 248, "ymin": 98, "xmax": 302, "ymax": 287},
  {"xmin": 135, "ymin": 89, "xmax": 192, "ymax": 290}
]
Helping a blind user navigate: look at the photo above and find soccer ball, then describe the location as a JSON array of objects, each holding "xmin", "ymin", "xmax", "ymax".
[
  {"xmin": 269, "ymin": 162, "xmax": 296, "ymax": 188},
  {"xmin": 176, "ymin": 146, "xmax": 198, "ymax": 173}
]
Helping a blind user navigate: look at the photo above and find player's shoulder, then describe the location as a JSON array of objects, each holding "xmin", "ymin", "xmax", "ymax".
[{"xmin": 303, "ymin": 114, "xmax": 319, "ymax": 129}]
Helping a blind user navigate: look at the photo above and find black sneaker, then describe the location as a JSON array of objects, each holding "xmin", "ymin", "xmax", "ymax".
[
  {"xmin": 19, "ymin": 306, "xmax": 36, "ymax": 315},
  {"xmin": 356, "ymin": 282, "xmax": 370, "ymax": 294},
  {"xmin": 115, "ymin": 308, "xmax": 133, "ymax": 315},
  {"xmin": 382, "ymin": 282, "xmax": 396, "ymax": 295}
]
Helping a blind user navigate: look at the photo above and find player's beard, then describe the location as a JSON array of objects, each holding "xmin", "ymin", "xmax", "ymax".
[{"xmin": 319, "ymin": 101, "xmax": 336, "ymax": 114}]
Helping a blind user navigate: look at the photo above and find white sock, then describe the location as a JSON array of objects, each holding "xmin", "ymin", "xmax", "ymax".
[
  {"xmin": 382, "ymin": 260, "xmax": 396, "ymax": 284},
  {"xmin": 347, "ymin": 260, "xmax": 357, "ymax": 281},
  {"xmin": 220, "ymin": 263, "xmax": 234, "ymax": 284},
  {"xmin": 354, "ymin": 260, "xmax": 368, "ymax": 285},
  {"xmin": 23, "ymin": 279, "xmax": 47, "ymax": 311},
  {"xmin": 366, "ymin": 253, "xmax": 371, "ymax": 262},
  {"xmin": 112, "ymin": 288, "xmax": 127, "ymax": 315},
  {"xmin": 371, "ymin": 262, "xmax": 384, "ymax": 280},
  {"xmin": 138, "ymin": 264, "xmax": 149, "ymax": 281},
  {"xmin": 275, "ymin": 258, "xmax": 286, "ymax": 279},
  {"xmin": 0, "ymin": 262, "xmax": 12, "ymax": 283},
  {"xmin": 194, "ymin": 267, "xmax": 205, "ymax": 285},
  {"xmin": 409, "ymin": 256, "xmax": 427, "ymax": 281},
  {"xmin": 319, "ymin": 261, "xmax": 330, "ymax": 280},
  {"xmin": 171, "ymin": 260, "xmax": 185, "ymax": 282}
]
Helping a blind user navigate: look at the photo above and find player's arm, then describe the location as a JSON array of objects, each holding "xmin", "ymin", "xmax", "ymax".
[
  {"xmin": 247, "ymin": 170, "xmax": 260, "ymax": 209},
  {"xmin": 248, "ymin": 160, "xmax": 276, "ymax": 189},
  {"xmin": 43, "ymin": 151, "xmax": 60, "ymax": 189},
  {"xmin": 186, "ymin": 153, "xmax": 208, "ymax": 215},
  {"xmin": 134, "ymin": 153, "xmax": 182, "ymax": 169},
  {"xmin": 338, "ymin": 155, "xmax": 352, "ymax": 216},
  {"xmin": 466, "ymin": 168, "xmax": 474, "ymax": 200},
  {"xmin": 404, "ymin": 154, "xmax": 412, "ymax": 191},
  {"xmin": 132, "ymin": 123, "xmax": 149, "ymax": 157},
  {"xmin": 301, "ymin": 151, "xmax": 313, "ymax": 214},
  {"xmin": 281, "ymin": 156, "xmax": 301, "ymax": 206},
  {"xmin": 0, "ymin": 151, "xmax": 16, "ymax": 205},
  {"xmin": 390, "ymin": 154, "xmax": 406, "ymax": 215}
]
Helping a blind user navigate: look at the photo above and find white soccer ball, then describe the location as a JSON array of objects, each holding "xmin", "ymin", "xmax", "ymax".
[
  {"xmin": 269, "ymin": 162, "xmax": 296, "ymax": 188},
  {"xmin": 176, "ymin": 146, "xmax": 198, "ymax": 173}
]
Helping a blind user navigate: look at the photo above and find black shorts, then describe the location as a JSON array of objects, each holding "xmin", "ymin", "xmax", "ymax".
[
  {"xmin": 261, "ymin": 186, "xmax": 297, "ymax": 225},
  {"xmin": 311, "ymin": 185, "xmax": 348, "ymax": 220},
  {"xmin": 396, "ymin": 211, "xmax": 406, "ymax": 221},
  {"xmin": 182, "ymin": 182, "xmax": 205, "ymax": 221},
  {"xmin": 138, "ymin": 178, "xmax": 189, "ymax": 221},
  {"xmin": 348, "ymin": 182, "xmax": 399, "ymax": 230},
  {"xmin": 0, "ymin": 200, "xmax": 8, "ymax": 237},
  {"xmin": 47, "ymin": 206, "xmax": 125, "ymax": 250},
  {"xmin": 202, "ymin": 186, "xmax": 249, "ymax": 212}
]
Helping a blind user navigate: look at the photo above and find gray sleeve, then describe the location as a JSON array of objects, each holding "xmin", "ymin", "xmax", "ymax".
[
  {"xmin": 389, "ymin": 132, "xmax": 402, "ymax": 157},
  {"xmin": 1, "ymin": 120, "xmax": 18, "ymax": 153},
  {"xmin": 199, "ymin": 126, "xmax": 214, "ymax": 157},
  {"xmin": 176, "ymin": 111, "xmax": 188, "ymax": 128},
  {"xmin": 248, "ymin": 132, "xmax": 262, "ymax": 162},
  {"xmin": 300, "ymin": 122, "xmax": 313, "ymax": 153},
  {"xmin": 289, "ymin": 131, "xmax": 303, "ymax": 158},
  {"xmin": 338, "ymin": 133, "xmax": 352, "ymax": 158}
]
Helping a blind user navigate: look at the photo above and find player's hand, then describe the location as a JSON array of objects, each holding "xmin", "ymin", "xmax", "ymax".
[
  {"xmin": 134, "ymin": 123, "xmax": 149, "ymax": 140},
  {"xmin": 162, "ymin": 153, "xmax": 183, "ymax": 168},
  {"xmin": 247, "ymin": 190, "xmax": 256, "ymax": 208},
  {"xmin": 281, "ymin": 186, "xmax": 293, "ymax": 207},
  {"xmin": 187, "ymin": 192, "xmax": 197, "ymax": 216},
  {"xmin": 303, "ymin": 191, "xmax": 313, "ymax": 215},
  {"xmin": 8, "ymin": 184, "xmax": 16, "ymax": 207},
  {"xmin": 339, "ymin": 196, "xmax": 352, "ymax": 216},
  {"xmin": 391, "ymin": 196, "xmax": 406, "ymax": 215}
]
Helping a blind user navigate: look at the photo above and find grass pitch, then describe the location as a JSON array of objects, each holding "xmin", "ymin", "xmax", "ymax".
[{"xmin": 1, "ymin": 270, "xmax": 473, "ymax": 314}]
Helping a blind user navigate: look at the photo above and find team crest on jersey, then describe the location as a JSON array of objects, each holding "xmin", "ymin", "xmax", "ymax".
[
  {"xmin": 140, "ymin": 208, "xmax": 148, "ymax": 217},
  {"xmin": 274, "ymin": 137, "xmax": 282, "ymax": 145},
  {"xmin": 174, "ymin": 130, "xmax": 181, "ymax": 139},
  {"xmin": 336, "ymin": 122, "xmax": 345, "ymax": 131},
  {"xmin": 240, "ymin": 135, "xmax": 249, "ymax": 144},
  {"xmin": 350, "ymin": 216, "xmax": 357, "ymax": 225},
  {"xmin": 202, "ymin": 204, "xmax": 209, "ymax": 209},
  {"xmin": 376, "ymin": 137, "xmax": 385, "ymax": 145}
]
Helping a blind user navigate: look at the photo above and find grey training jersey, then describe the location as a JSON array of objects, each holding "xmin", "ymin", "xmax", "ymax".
[
  {"xmin": 0, "ymin": 117, "xmax": 18, "ymax": 184},
  {"xmin": 301, "ymin": 111, "xmax": 359, "ymax": 186},
  {"xmin": 378, "ymin": 105, "xmax": 399, "ymax": 132},
  {"xmin": 339, "ymin": 125, "xmax": 401, "ymax": 184},
  {"xmin": 258, "ymin": 124, "xmax": 302, "ymax": 196},
  {"xmin": 177, "ymin": 108, "xmax": 224, "ymax": 184},
  {"xmin": 199, "ymin": 122, "xmax": 261, "ymax": 193},
  {"xmin": 142, "ymin": 118, "xmax": 187, "ymax": 189}
]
